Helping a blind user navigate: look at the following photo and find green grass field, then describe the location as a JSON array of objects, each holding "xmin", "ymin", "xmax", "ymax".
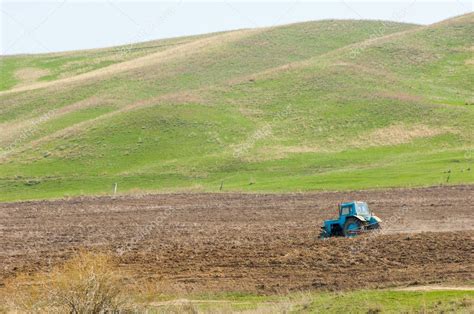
[
  {"xmin": 139, "ymin": 288, "xmax": 474, "ymax": 313},
  {"xmin": 0, "ymin": 14, "xmax": 473, "ymax": 201}
]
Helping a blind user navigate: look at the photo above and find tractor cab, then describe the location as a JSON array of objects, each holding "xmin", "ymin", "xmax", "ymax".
[
  {"xmin": 320, "ymin": 201, "xmax": 381, "ymax": 238},
  {"xmin": 340, "ymin": 202, "xmax": 371, "ymax": 219}
]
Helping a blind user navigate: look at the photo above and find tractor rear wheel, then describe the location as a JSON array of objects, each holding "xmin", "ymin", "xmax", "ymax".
[{"xmin": 343, "ymin": 217, "xmax": 363, "ymax": 237}]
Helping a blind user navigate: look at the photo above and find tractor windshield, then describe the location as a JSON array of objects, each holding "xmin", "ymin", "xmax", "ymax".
[{"xmin": 356, "ymin": 203, "xmax": 370, "ymax": 216}]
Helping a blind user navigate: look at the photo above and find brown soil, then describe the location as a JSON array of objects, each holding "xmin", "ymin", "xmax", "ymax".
[{"xmin": 1, "ymin": 185, "xmax": 473, "ymax": 293}]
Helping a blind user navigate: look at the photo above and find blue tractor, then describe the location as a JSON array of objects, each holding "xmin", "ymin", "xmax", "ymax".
[{"xmin": 320, "ymin": 201, "xmax": 381, "ymax": 238}]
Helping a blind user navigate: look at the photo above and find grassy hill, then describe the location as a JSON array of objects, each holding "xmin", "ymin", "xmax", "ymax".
[{"xmin": 0, "ymin": 14, "xmax": 473, "ymax": 201}]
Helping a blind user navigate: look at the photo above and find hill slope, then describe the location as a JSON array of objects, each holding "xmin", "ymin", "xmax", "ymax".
[{"xmin": 0, "ymin": 15, "xmax": 473, "ymax": 201}]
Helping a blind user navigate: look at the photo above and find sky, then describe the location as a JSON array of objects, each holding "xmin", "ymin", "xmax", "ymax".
[{"xmin": 1, "ymin": 0, "xmax": 472, "ymax": 55}]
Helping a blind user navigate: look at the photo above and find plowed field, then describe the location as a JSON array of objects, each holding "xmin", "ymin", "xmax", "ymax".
[{"xmin": 1, "ymin": 185, "xmax": 473, "ymax": 293}]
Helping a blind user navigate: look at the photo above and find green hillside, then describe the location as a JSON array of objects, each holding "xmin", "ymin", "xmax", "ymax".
[{"xmin": 0, "ymin": 15, "xmax": 473, "ymax": 201}]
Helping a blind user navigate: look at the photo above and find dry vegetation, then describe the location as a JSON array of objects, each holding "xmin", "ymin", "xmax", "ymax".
[
  {"xmin": 2, "ymin": 251, "xmax": 134, "ymax": 313},
  {"xmin": 14, "ymin": 68, "xmax": 50, "ymax": 88},
  {"xmin": 354, "ymin": 123, "xmax": 451, "ymax": 147}
]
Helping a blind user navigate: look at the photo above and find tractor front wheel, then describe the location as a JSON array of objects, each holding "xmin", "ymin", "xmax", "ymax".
[{"xmin": 343, "ymin": 217, "xmax": 362, "ymax": 237}]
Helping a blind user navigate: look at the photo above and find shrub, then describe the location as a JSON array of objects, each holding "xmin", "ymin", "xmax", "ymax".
[{"xmin": 3, "ymin": 251, "xmax": 131, "ymax": 313}]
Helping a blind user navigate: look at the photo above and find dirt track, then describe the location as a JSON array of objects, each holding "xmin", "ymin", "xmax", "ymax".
[{"xmin": 1, "ymin": 185, "xmax": 473, "ymax": 293}]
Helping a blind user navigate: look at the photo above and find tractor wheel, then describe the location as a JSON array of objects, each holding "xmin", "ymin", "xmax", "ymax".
[{"xmin": 343, "ymin": 217, "xmax": 362, "ymax": 237}]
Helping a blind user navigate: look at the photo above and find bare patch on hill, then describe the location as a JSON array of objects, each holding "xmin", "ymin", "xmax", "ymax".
[
  {"xmin": 271, "ymin": 145, "xmax": 328, "ymax": 155},
  {"xmin": 376, "ymin": 91, "xmax": 424, "ymax": 103},
  {"xmin": 14, "ymin": 67, "xmax": 50, "ymax": 87},
  {"xmin": 355, "ymin": 123, "xmax": 451, "ymax": 147},
  {"xmin": 248, "ymin": 145, "xmax": 333, "ymax": 162},
  {"xmin": 157, "ymin": 91, "xmax": 206, "ymax": 104},
  {"xmin": 332, "ymin": 62, "xmax": 397, "ymax": 81}
]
